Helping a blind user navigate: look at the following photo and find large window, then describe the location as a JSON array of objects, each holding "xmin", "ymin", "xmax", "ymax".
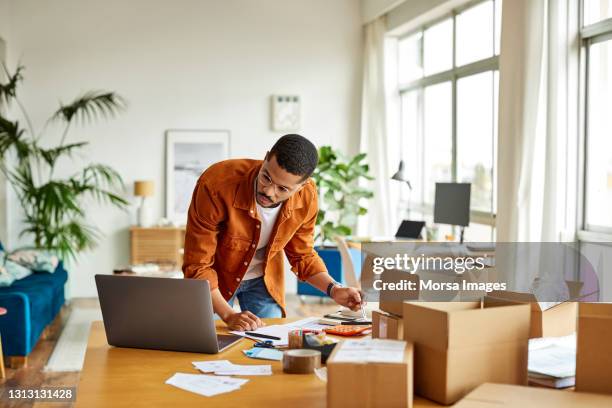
[
  {"xmin": 582, "ymin": 1, "xmax": 612, "ymax": 232},
  {"xmin": 397, "ymin": 0, "xmax": 501, "ymax": 240}
]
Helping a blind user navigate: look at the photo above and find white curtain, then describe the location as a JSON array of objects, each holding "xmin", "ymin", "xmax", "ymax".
[
  {"xmin": 497, "ymin": 0, "xmax": 578, "ymax": 243},
  {"xmin": 497, "ymin": 0, "xmax": 579, "ymax": 291},
  {"xmin": 358, "ymin": 16, "xmax": 399, "ymax": 237}
]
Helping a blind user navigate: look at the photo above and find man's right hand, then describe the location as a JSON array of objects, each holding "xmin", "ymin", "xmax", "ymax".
[{"xmin": 224, "ymin": 311, "xmax": 265, "ymax": 331}]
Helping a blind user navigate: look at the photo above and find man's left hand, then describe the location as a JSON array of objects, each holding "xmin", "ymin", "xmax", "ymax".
[{"xmin": 331, "ymin": 286, "xmax": 365, "ymax": 312}]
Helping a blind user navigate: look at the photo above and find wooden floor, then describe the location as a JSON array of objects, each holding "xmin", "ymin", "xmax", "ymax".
[{"xmin": 1, "ymin": 295, "xmax": 339, "ymax": 408}]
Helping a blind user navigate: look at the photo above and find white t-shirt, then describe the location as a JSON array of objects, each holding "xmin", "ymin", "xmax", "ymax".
[{"xmin": 242, "ymin": 201, "xmax": 282, "ymax": 280}]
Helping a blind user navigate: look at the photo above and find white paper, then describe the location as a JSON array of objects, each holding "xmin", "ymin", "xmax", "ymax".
[
  {"xmin": 333, "ymin": 339, "xmax": 406, "ymax": 363},
  {"xmin": 214, "ymin": 365, "xmax": 272, "ymax": 376},
  {"xmin": 193, "ymin": 360, "xmax": 272, "ymax": 376},
  {"xmin": 191, "ymin": 360, "xmax": 234, "ymax": 373},
  {"xmin": 165, "ymin": 373, "xmax": 248, "ymax": 397},
  {"xmin": 528, "ymin": 334, "xmax": 576, "ymax": 378},
  {"xmin": 314, "ymin": 367, "xmax": 327, "ymax": 382},
  {"xmin": 528, "ymin": 341, "xmax": 576, "ymax": 378}
]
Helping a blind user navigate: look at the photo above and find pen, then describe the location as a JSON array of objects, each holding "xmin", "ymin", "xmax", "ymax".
[
  {"xmin": 323, "ymin": 314, "xmax": 356, "ymax": 322},
  {"xmin": 360, "ymin": 292, "xmax": 367, "ymax": 320},
  {"xmin": 245, "ymin": 331, "xmax": 282, "ymax": 341}
]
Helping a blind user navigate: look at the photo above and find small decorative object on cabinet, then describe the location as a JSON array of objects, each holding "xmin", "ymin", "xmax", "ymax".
[
  {"xmin": 130, "ymin": 226, "xmax": 186, "ymax": 267},
  {"xmin": 134, "ymin": 180, "xmax": 155, "ymax": 227}
]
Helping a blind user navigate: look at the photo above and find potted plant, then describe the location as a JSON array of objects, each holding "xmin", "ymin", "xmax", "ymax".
[
  {"xmin": 298, "ymin": 145, "xmax": 373, "ymax": 296},
  {"xmin": 0, "ymin": 65, "xmax": 128, "ymax": 261}
]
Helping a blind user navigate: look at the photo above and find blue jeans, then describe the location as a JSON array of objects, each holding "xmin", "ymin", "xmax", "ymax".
[{"xmin": 227, "ymin": 276, "xmax": 282, "ymax": 318}]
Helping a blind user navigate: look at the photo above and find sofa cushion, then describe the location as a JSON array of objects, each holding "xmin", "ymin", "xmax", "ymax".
[
  {"xmin": 0, "ymin": 251, "xmax": 33, "ymax": 287},
  {"xmin": 8, "ymin": 249, "xmax": 60, "ymax": 273}
]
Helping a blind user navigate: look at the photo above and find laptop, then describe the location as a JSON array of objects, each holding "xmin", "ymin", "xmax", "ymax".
[
  {"xmin": 395, "ymin": 220, "xmax": 426, "ymax": 239},
  {"xmin": 95, "ymin": 274, "xmax": 242, "ymax": 353}
]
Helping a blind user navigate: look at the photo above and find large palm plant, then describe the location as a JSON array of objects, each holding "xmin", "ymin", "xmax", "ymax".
[{"xmin": 0, "ymin": 65, "xmax": 128, "ymax": 260}]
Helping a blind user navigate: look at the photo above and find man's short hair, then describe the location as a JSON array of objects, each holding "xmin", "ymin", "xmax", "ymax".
[{"xmin": 269, "ymin": 134, "xmax": 318, "ymax": 181}]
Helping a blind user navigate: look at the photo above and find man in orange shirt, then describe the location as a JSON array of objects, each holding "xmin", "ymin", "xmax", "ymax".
[{"xmin": 183, "ymin": 134, "xmax": 363, "ymax": 331}]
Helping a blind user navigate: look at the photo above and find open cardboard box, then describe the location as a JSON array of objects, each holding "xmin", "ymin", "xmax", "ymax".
[
  {"xmin": 327, "ymin": 340, "xmax": 413, "ymax": 408},
  {"xmin": 372, "ymin": 310, "xmax": 403, "ymax": 340},
  {"xmin": 452, "ymin": 383, "xmax": 612, "ymax": 407},
  {"xmin": 485, "ymin": 281, "xmax": 583, "ymax": 338},
  {"xmin": 576, "ymin": 302, "xmax": 612, "ymax": 395},
  {"xmin": 403, "ymin": 301, "xmax": 530, "ymax": 405},
  {"xmin": 378, "ymin": 269, "xmax": 419, "ymax": 316}
]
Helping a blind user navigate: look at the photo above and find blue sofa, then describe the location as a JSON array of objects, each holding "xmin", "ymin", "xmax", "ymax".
[
  {"xmin": 297, "ymin": 246, "xmax": 362, "ymax": 297},
  {"xmin": 0, "ymin": 243, "xmax": 67, "ymax": 360}
]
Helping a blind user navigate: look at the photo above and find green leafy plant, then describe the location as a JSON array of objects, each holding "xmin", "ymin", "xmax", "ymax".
[
  {"xmin": 312, "ymin": 145, "xmax": 374, "ymax": 244},
  {"xmin": 0, "ymin": 64, "xmax": 128, "ymax": 260}
]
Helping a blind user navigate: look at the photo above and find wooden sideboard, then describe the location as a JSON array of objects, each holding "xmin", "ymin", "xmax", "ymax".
[{"xmin": 130, "ymin": 226, "xmax": 186, "ymax": 267}]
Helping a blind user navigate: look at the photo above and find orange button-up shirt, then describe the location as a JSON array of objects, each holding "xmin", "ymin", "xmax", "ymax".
[{"xmin": 182, "ymin": 158, "xmax": 328, "ymax": 316}]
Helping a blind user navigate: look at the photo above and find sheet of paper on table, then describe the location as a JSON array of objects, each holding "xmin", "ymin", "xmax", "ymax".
[
  {"xmin": 165, "ymin": 373, "xmax": 249, "ymax": 397},
  {"xmin": 192, "ymin": 360, "xmax": 272, "ymax": 376},
  {"xmin": 332, "ymin": 338, "xmax": 407, "ymax": 363}
]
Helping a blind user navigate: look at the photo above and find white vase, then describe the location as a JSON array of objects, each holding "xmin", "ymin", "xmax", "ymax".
[{"xmin": 137, "ymin": 197, "xmax": 153, "ymax": 227}]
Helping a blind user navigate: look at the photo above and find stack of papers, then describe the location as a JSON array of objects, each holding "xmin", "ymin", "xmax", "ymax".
[
  {"xmin": 528, "ymin": 333, "xmax": 576, "ymax": 388},
  {"xmin": 333, "ymin": 339, "xmax": 406, "ymax": 363},
  {"xmin": 230, "ymin": 317, "xmax": 329, "ymax": 346},
  {"xmin": 165, "ymin": 373, "xmax": 248, "ymax": 397},
  {"xmin": 193, "ymin": 360, "xmax": 272, "ymax": 376}
]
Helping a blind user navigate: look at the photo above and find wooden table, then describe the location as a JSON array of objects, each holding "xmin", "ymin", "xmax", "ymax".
[{"xmin": 75, "ymin": 319, "xmax": 439, "ymax": 407}]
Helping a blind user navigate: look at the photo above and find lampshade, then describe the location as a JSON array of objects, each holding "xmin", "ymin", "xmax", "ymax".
[
  {"xmin": 134, "ymin": 180, "xmax": 154, "ymax": 197},
  {"xmin": 391, "ymin": 160, "xmax": 412, "ymax": 189}
]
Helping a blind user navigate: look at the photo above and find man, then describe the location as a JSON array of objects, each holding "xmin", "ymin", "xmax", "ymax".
[{"xmin": 183, "ymin": 134, "xmax": 363, "ymax": 331}]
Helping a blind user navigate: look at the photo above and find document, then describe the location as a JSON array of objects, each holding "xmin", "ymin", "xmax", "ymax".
[
  {"xmin": 165, "ymin": 373, "xmax": 248, "ymax": 397},
  {"xmin": 230, "ymin": 317, "xmax": 330, "ymax": 346},
  {"xmin": 333, "ymin": 339, "xmax": 406, "ymax": 363},
  {"xmin": 528, "ymin": 334, "xmax": 576, "ymax": 379},
  {"xmin": 193, "ymin": 360, "xmax": 272, "ymax": 376}
]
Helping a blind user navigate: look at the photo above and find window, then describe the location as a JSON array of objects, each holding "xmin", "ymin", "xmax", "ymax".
[
  {"xmin": 396, "ymin": 0, "xmax": 501, "ymax": 240},
  {"xmin": 582, "ymin": 4, "xmax": 612, "ymax": 232},
  {"xmin": 584, "ymin": 0, "xmax": 612, "ymax": 25}
]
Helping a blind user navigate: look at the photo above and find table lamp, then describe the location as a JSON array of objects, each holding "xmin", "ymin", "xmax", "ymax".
[{"xmin": 134, "ymin": 180, "xmax": 154, "ymax": 227}]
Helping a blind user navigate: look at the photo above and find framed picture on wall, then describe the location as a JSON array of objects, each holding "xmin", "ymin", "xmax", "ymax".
[{"xmin": 165, "ymin": 129, "xmax": 230, "ymax": 225}]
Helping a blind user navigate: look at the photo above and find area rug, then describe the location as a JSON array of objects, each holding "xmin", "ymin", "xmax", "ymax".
[{"xmin": 44, "ymin": 307, "xmax": 103, "ymax": 372}]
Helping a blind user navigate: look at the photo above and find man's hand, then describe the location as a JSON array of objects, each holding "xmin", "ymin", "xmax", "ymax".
[
  {"xmin": 224, "ymin": 311, "xmax": 265, "ymax": 331},
  {"xmin": 331, "ymin": 286, "xmax": 365, "ymax": 312}
]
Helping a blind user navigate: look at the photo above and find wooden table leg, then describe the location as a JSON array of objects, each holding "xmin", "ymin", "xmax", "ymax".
[
  {"xmin": 8, "ymin": 356, "xmax": 27, "ymax": 369},
  {"xmin": 0, "ymin": 335, "xmax": 5, "ymax": 380}
]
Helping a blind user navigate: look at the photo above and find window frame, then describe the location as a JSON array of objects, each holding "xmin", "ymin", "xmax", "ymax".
[
  {"xmin": 396, "ymin": 0, "xmax": 500, "ymax": 229},
  {"xmin": 579, "ymin": 1, "xmax": 612, "ymax": 237}
]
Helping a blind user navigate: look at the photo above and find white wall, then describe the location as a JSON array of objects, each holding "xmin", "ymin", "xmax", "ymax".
[
  {"xmin": 0, "ymin": 0, "xmax": 11, "ymax": 246},
  {"xmin": 361, "ymin": 0, "xmax": 406, "ymax": 24},
  {"xmin": 386, "ymin": 0, "xmax": 471, "ymax": 34},
  {"xmin": 5, "ymin": 0, "xmax": 363, "ymax": 297}
]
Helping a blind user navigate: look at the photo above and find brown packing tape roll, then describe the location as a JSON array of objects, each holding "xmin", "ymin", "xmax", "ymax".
[{"xmin": 282, "ymin": 349, "xmax": 321, "ymax": 374}]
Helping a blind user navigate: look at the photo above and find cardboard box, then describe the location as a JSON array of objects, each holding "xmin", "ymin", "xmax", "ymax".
[
  {"xmin": 453, "ymin": 383, "xmax": 612, "ymax": 407},
  {"xmin": 403, "ymin": 301, "xmax": 530, "ymax": 405},
  {"xmin": 576, "ymin": 302, "xmax": 612, "ymax": 395},
  {"xmin": 378, "ymin": 269, "xmax": 419, "ymax": 316},
  {"xmin": 372, "ymin": 310, "xmax": 403, "ymax": 340},
  {"xmin": 327, "ymin": 339, "xmax": 413, "ymax": 408},
  {"xmin": 486, "ymin": 281, "xmax": 582, "ymax": 338}
]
